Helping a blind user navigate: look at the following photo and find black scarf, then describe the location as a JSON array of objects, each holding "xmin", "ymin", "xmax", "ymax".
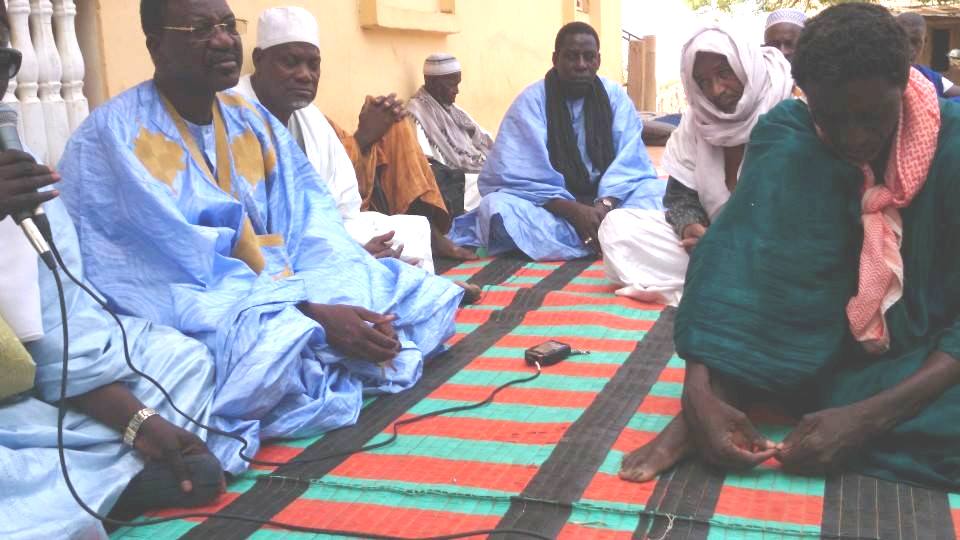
[{"xmin": 544, "ymin": 68, "xmax": 615, "ymax": 200}]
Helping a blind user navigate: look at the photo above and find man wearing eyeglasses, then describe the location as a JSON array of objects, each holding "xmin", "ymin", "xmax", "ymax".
[
  {"xmin": 57, "ymin": 0, "xmax": 463, "ymax": 477},
  {"xmin": 0, "ymin": 9, "xmax": 229, "ymax": 538}
]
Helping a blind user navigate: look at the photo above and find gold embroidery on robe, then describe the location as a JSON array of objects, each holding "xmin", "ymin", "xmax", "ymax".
[
  {"xmin": 232, "ymin": 217, "xmax": 267, "ymax": 275},
  {"xmin": 133, "ymin": 127, "xmax": 186, "ymax": 190}
]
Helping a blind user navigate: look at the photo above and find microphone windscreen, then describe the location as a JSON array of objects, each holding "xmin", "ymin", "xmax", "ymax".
[{"xmin": 0, "ymin": 103, "xmax": 18, "ymax": 129}]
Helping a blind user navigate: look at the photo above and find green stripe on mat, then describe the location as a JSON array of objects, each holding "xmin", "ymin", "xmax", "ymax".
[
  {"xmin": 301, "ymin": 476, "xmax": 514, "ymax": 500},
  {"xmin": 406, "ymin": 399, "xmax": 587, "ymax": 423},
  {"xmin": 510, "ymin": 325, "xmax": 648, "ymax": 340},
  {"xmin": 649, "ymin": 381, "xmax": 683, "ymax": 398},
  {"xmin": 706, "ymin": 516, "xmax": 822, "ymax": 539},
  {"xmin": 539, "ymin": 304, "xmax": 663, "ymax": 319},
  {"xmin": 356, "ymin": 433, "xmax": 555, "ymax": 464},
  {"xmin": 271, "ymin": 479, "xmax": 512, "ymax": 515},
  {"xmin": 478, "ymin": 347, "xmax": 632, "ymax": 365},
  {"xmin": 447, "ymin": 370, "xmax": 612, "ymax": 392},
  {"xmin": 720, "ymin": 469, "xmax": 825, "ymax": 497}
]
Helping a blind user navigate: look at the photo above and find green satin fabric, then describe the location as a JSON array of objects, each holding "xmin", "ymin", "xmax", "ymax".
[{"xmin": 674, "ymin": 98, "xmax": 960, "ymax": 488}]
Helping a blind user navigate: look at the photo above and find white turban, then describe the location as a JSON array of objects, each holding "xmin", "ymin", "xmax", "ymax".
[
  {"xmin": 257, "ymin": 6, "xmax": 320, "ymax": 52},
  {"xmin": 765, "ymin": 8, "xmax": 806, "ymax": 31},
  {"xmin": 423, "ymin": 53, "xmax": 461, "ymax": 77}
]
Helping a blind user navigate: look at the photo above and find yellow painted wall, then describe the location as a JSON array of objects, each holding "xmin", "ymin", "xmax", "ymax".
[{"xmin": 89, "ymin": 0, "xmax": 622, "ymax": 133}]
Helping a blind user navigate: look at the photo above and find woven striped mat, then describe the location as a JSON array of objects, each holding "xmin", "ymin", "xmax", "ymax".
[{"xmin": 110, "ymin": 257, "xmax": 960, "ymax": 540}]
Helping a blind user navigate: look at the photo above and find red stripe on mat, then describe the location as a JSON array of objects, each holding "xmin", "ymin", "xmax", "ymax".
[
  {"xmin": 497, "ymin": 334, "xmax": 638, "ymax": 352},
  {"xmin": 249, "ymin": 445, "xmax": 305, "ymax": 470},
  {"xmin": 637, "ymin": 395, "xmax": 681, "ymax": 416},
  {"xmin": 474, "ymin": 290, "xmax": 520, "ymax": 307},
  {"xmin": 581, "ymin": 471, "xmax": 656, "ymax": 504},
  {"xmin": 562, "ymin": 283, "xmax": 619, "ymax": 294},
  {"xmin": 542, "ymin": 291, "xmax": 664, "ymax": 310},
  {"xmin": 558, "ymin": 523, "xmax": 635, "ymax": 539},
  {"xmin": 659, "ymin": 367, "xmax": 685, "ymax": 383},
  {"xmin": 468, "ymin": 357, "xmax": 619, "ymax": 378},
  {"xmin": 579, "ymin": 269, "xmax": 608, "ymax": 279},
  {"xmin": 611, "ymin": 428, "xmax": 657, "ymax": 453},
  {"xmin": 441, "ymin": 267, "xmax": 482, "ymax": 278},
  {"xmin": 448, "ymin": 333, "xmax": 468, "ymax": 345},
  {"xmin": 389, "ymin": 414, "xmax": 571, "ymax": 445},
  {"xmin": 271, "ymin": 500, "xmax": 501, "ymax": 536},
  {"xmin": 714, "ymin": 486, "xmax": 822, "ymax": 525},
  {"xmin": 430, "ymin": 383, "xmax": 597, "ymax": 408},
  {"xmin": 331, "ymin": 454, "xmax": 537, "ymax": 492},
  {"xmin": 521, "ymin": 310, "xmax": 656, "ymax": 331},
  {"xmin": 456, "ymin": 310, "xmax": 495, "ymax": 324},
  {"xmin": 147, "ymin": 492, "xmax": 241, "ymax": 520},
  {"xmin": 953, "ymin": 509, "xmax": 960, "ymax": 538}
]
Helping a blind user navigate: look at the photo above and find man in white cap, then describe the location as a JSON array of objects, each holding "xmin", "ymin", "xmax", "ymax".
[
  {"xmin": 763, "ymin": 8, "xmax": 805, "ymax": 63},
  {"xmin": 237, "ymin": 6, "xmax": 476, "ymax": 262},
  {"xmin": 409, "ymin": 53, "xmax": 492, "ymax": 212}
]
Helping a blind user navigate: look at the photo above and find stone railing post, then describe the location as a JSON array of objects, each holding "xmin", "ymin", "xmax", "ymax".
[
  {"xmin": 52, "ymin": 0, "xmax": 86, "ymax": 132},
  {"xmin": 30, "ymin": 0, "xmax": 68, "ymax": 163},
  {"xmin": 8, "ymin": 0, "xmax": 47, "ymax": 161}
]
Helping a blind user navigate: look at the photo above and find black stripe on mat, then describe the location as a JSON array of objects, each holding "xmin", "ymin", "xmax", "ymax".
[
  {"xmin": 434, "ymin": 257, "xmax": 462, "ymax": 275},
  {"xmin": 634, "ymin": 461, "xmax": 724, "ymax": 540},
  {"xmin": 181, "ymin": 258, "xmax": 592, "ymax": 539},
  {"xmin": 821, "ymin": 473, "xmax": 954, "ymax": 540},
  {"xmin": 495, "ymin": 308, "xmax": 677, "ymax": 539},
  {"xmin": 465, "ymin": 256, "xmax": 526, "ymax": 286}
]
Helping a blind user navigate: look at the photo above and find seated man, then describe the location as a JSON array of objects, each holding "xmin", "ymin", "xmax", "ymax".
[
  {"xmin": 236, "ymin": 7, "xmax": 434, "ymax": 271},
  {"xmin": 0, "ymin": 15, "xmax": 228, "ymax": 536},
  {"xmin": 620, "ymin": 4, "xmax": 960, "ymax": 490},
  {"xmin": 0, "ymin": 198, "xmax": 226, "ymax": 539},
  {"xmin": 408, "ymin": 53, "xmax": 493, "ymax": 212},
  {"xmin": 600, "ymin": 27, "xmax": 794, "ymax": 305},
  {"xmin": 762, "ymin": 8, "xmax": 805, "ymax": 63},
  {"xmin": 897, "ymin": 12, "xmax": 960, "ymax": 99},
  {"xmin": 449, "ymin": 22, "xmax": 664, "ymax": 261},
  {"xmin": 58, "ymin": 0, "xmax": 463, "ymax": 476}
]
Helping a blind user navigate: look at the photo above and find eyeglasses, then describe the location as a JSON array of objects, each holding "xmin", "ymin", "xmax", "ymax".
[
  {"xmin": 161, "ymin": 18, "xmax": 247, "ymax": 43},
  {"xmin": 0, "ymin": 48, "xmax": 21, "ymax": 79}
]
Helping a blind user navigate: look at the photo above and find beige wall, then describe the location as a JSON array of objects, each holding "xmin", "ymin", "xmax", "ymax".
[{"xmin": 88, "ymin": 0, "xmax": 622, "ymax": 133}]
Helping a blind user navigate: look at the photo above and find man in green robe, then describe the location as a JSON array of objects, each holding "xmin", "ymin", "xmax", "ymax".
[{"xmin": 620, "ymin": 3, "xmax": 960, "ymax": 489}]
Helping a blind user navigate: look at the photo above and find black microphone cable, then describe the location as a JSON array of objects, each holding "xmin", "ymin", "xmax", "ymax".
[{"xmin": 42, "ymin": 227, "xmax": 552, "ymax": 539}]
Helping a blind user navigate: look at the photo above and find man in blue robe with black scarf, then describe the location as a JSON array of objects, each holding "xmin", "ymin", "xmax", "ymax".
[{"xmin": 448, "ymin": 22, "xmax": 664, "ymax": 261}]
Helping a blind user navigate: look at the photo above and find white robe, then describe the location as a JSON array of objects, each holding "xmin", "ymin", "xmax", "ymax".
[
  {"xmin": 234, "ymin": 76, "xmax": 434, "ymax": 273},
  {"xmin": 600, "ymin": 27, "xmax": 794, "ymax": 306}
]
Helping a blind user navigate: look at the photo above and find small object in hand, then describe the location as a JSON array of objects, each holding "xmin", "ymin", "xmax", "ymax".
[
  {"xmin": 583, "ymin": 237, "xmax": 595, "ymax": 245},
  {"xmin": 524, "ymin": 340, "xmax": 588, "ymax": 367}
]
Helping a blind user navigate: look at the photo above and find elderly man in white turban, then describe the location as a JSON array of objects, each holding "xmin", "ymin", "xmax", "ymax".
[
  {"xmin": 763, "ymin": 7, "xmax": 806, "ymax": 63},
  {"xmin": 409, "ymin": 53, "xmax": 493, "ymax": 212},
  {"xmin": 236, "ymin": 7, "xmax": 477, "ymax": 263},
  {"xmin": 599, "ymin": 27, "xmax": 795, "ymax": 307}
]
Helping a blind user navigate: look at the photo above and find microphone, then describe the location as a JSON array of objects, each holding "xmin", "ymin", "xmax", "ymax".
[{"xmin": 0, "ymin": 104, "xmax": 54, "ymax": 270}]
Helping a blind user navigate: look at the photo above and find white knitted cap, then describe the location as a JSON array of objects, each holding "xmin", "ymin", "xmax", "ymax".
[{"xmin": 257, "ymin": 6, "xmax": 320, "ymax": 52}]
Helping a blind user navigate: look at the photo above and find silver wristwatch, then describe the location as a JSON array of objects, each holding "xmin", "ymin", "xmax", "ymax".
[
  {"xmin": 598, "ymin": 198, "xmax": 615, "ymax": 211},
  {"xmin": 123, "ymin": 407, "xmax": 159, "ymax": 447}
]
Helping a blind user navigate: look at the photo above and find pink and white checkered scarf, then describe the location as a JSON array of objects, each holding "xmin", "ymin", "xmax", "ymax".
[{"xmin": 846, "ymin": 68, "xmax": 941, "ymax": 354}]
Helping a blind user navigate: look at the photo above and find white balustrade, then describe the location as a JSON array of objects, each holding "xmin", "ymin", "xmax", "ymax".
[
  {"xmin": 30, "ymin": 0, "xmax": 67, "ymax": 164},
  {"xmin": 52, "ymin": 0, "xmax": 86, "ymax": 133},
  {"xmin": 7, "ymin": 0, "xmax": 46, "ymax": 162}
]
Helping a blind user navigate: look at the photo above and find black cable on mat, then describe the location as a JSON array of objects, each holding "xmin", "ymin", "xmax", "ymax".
[
  {"xmin": 183, "ymin": 258, "xmax": 593, "ymax": 539},
  {"xmin": 45, "ymin": 238, "xmax": 552, "ymax": 539}
]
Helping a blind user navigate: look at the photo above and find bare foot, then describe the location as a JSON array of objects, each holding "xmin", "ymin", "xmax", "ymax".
[
  {"xmin": 619, "ymin": 414, "xmax": 694, "ymax": 483},
  {"xmin": 432, "ymin": 231, "xmax": 478, "ymax": 261}
]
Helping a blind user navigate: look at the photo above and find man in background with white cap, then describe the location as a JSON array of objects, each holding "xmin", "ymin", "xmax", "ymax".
[
  {"xmin": 409, "ymin": 53, "xmax": 492, "ymax": 212},
  {"xmin": 763, "ymin": 8, "xmax": 805, "ymax": 63},
  {"xmin": 240, "ymin": 6, "xmax": 476, "ymax": 262}
]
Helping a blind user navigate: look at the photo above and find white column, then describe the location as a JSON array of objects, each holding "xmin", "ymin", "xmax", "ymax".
[
  {"xmin": 30, "ymin": 0, "xmax": 67, "ymax": 164},
  {"xmin": 8, "ymin": 0, "xmax": 46, "ymax": 161},
  {"xmin": 52, "ymin": 0, "xmax": 86, "ymax": 132}
]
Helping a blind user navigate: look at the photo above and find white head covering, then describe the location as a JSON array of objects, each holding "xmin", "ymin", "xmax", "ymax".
[
  {"xmin": 256, "ymin": 6, "xmax": 320, "ymax": 52},
  {"xmin": 765, "ymin": 8, "xmax": 806, "ymax": 31},
  {"xmin": 423, "ymin": 53, "xmax": 462, "ymax": 77},
  {"xmin": 663, "ymin": 26, "xmax": 795, "ymax": 218}
]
